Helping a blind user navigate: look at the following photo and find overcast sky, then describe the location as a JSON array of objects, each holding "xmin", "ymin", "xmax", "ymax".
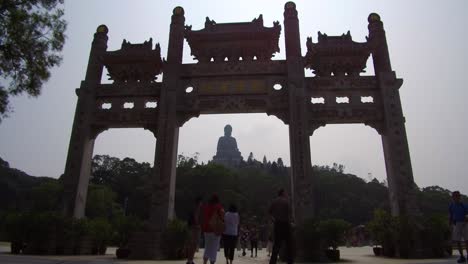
[{"xmin": 1, "ymin": 0, "xmax": 467, "ymax": 195}]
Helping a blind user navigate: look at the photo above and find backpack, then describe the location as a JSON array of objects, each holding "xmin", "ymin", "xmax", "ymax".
[{"xmin": 209, "ymin": 209, "xmax": 224, "ymax": 235}]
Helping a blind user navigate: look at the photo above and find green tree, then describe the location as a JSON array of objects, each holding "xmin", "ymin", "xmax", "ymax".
[
  {"xmin": 0, "ymin": 0, "xmax": 67, "ymax": 122},
  {"xmin": 86, "ymin": 184, "xmax": 119, "ymax": 219},
  {"xmin": 30, "ymin": 180, "xmax": 62, "ymax": 212}
]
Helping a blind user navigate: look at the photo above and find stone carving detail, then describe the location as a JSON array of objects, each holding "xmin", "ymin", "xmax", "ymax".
[
  {"xmin": 181, "ymin": 60, "xmax": 286, "ymax": 77},
  {"xmin": 212, "ymin": 124, "xmax": 243, "ymax": 167},
  {"xmin": 195, "ymin": 96, "xmax": 269, "ymax": 114},
  {"xmin": 93, "ymin": 109, "xmax": 158, "ymax": 128},
  {"xmin": 307, "ymin": 121, "xmax": 326, "ymax": 135},
  {"xmin": 96, "ymin": 83, "xmax": 162, "ymax": 97},
  {"xmin": 305, "ymin": 31, "xmax": 370, "ymax": 77},
  {"xmin": 185, "ymin": 15, "xmax": 281, "ymax": 62},
  {"xmin": 305, "ymin": 76, "xmax": 377, "ymax": 91},
  {"xmin": 308, "ymin": 106, "xmax": 383, "ymax": 123},
  {"xmin": 103, "ymin": 38, "xmax": 163, "ymax": 83},
  {"xmin": 364, "ymin": 121, "xmax": 385, "ymax": 135}
]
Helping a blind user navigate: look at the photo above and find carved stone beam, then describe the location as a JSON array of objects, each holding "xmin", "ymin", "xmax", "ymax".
[
  {"xmin": 364, "ymin": 121, "xmax": 385, "ymax": 135},
  {"xmin": 90, "ymin": 125, "xmax": 109, "ymax": 140},
  {"xmin": 308, "ymin": 121, "xmax": 326, "ymax": 136}
]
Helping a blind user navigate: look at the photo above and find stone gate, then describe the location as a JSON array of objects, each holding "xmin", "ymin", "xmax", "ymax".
[{"xmin": 62, "ymin": 2, "xmax": 419, "ymax": 259}]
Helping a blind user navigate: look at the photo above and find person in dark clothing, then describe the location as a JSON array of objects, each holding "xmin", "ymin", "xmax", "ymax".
[
  {"xmin": 249, "ymin": 223, "xmax": 258, "ymax": 257},
  {"xmin": 186, "ymin": 196, "xmax": 203, "ymax": 264},
  {"xmin": 238, "ymin": 225, "xmax": 249, "ymax": 256},
  {"xmin": 223, "ymin": 204, "xmax": 239, "ymax": 264},
  {"xmin": 268, "ymin": 189, "xmax": 293, "ymax": 264},
  {"xmin": 449, "ymin": 191, "xmax": 468, "ymax": 263}
]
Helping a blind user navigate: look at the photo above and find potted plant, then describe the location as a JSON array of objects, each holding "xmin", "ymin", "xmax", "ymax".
[
  {"xmin": 89, "ymin": 218, "xmax": 112, "ymax": 255},
  {"xmin": 367, "ymin": 209, "xmax": 395, "ymax": 257},
  {"xmin": 114, "ymin": 215, "xmax": 142, "ymax": 259},
  {"xmin": 161, "ymin": 219, "xmax": 189, "ymax": 259},
  {"xmin": 318, "ymin": 219, "xmax": 351, "ymax": 262},
  {"xmin": 4, "ymin": 212, "xmax": 26, "ymax": 254}
]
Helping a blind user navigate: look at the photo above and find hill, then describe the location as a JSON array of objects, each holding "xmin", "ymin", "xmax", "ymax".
[
  {"xmin": 0, "ymin": 157, "xmax": 57, "ymax": 212},
  {"xmin": 0, "ymin": 155, "xmax": 461, "ymax": 225}
]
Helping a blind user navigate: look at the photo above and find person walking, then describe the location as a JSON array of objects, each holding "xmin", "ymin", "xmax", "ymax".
[
  {"xmin": 449, "ymin": 191, "xmax": 468, "ymax": 263},
  {"xmin": 249, "ymin": 223, "xmax": 258, "ymax": 257},
  {"xmin": 268, "ymin": 189, "xmax": 293, "ymax": 264},
  {"xmin": 223, "ymin": 204, "xmax": 239, "ymax": 264},
  {"xmin": 186, "ymin": 196, "xmax": 203, "ymax": 264},
  {"xmin": 239, "ymin": 226, "xmax": 249, "ymax": 257},
  {"xmin": 202, "ymin": 194, "xmax": 225, "ymax": 264}
]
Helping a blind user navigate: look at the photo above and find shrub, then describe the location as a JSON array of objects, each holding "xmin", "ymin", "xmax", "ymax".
[
  {"xmin": 318, "ymin": 219, "xmax": 351, "ymax": 250},
  {"xmin": 419, "ymin": 215, "xmax": 451, "ymax": 257},
  {"xmin": 296, "ymin": 218, "xmax": 322, "ymax": 261},
  {"xmin": 111, "ymin": 214, "xmax": 143, "ymax": 247},
  {"xmin": 1, "ymin": 211, "xmax": 117, "ymax": 255},
  {"xmin": 367, "ymin": 209, "xmax": 395, "ymax": 256},
  {"xmin": 161, "ymin": 219, "xmax": 189, "ymax": 259},
  {"xmin": 367, "ymin": 209, "xmax": 451, "ymax": 258},
  {"xmin": 4, "ymin": 212, "xmax": 26, "ymax": 243},
  {"xmin": 89, "ymin": 218, "xmax": 113, "ymax": 254}
]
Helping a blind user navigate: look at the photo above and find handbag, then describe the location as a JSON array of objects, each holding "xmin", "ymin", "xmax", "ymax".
[{"xmin": 209, "ymin": 209, "xmax": 224, "ymax": 235}]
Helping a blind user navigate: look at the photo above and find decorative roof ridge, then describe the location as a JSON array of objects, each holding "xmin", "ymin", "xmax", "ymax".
[
  {"xmin": 307, "ymin": 31, "xmax": 368, "ymax": 47},
  {"xmin": 105, "ymin": 38, "xmax": 161, "ymax": 55},
  {"xmin": 185, "ymin": 14, "xmax": 280, "ymax": 34}
]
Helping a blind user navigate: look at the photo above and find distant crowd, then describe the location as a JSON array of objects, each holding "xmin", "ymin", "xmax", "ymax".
[
  {"xmin": 186, "ymin": 189, "xmax": 293, "ymax": 264},
  {"xmin": 185, "ymin": 189, "xmax": 468, "ymax": 264}
]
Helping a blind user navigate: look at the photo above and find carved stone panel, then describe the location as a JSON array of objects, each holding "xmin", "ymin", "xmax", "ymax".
[
  {"xmin": 305, "ymin": 76, "xmax": 377, "ymax": 91},
  {"xmin": 308, "ymin": 105, "xmax": 383, "ymax": 124},
  {"xmin": 93, "ymin": 109, "xmax": 158, "ymax": 129},
  {"xmin": 96, "ymin": 83, "xmax": 162, "ymax": 97},
  {"xmin": 191, "ymin": 79, "xmax": 268, "ymax": 96},
  {"xmin": 181, "ymin": 60, "xmax": 287, "ymax": 77}
]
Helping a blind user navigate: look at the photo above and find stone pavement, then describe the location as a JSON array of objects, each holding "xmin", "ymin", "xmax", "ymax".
[{"xmin": 0, "ymin": 244, "xmax": 460, "ymax": 264}]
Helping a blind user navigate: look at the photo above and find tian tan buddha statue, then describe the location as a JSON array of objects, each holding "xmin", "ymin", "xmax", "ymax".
[{"xmin": 212, "ymin": 124, "xmax": 243, "ymax": 167}]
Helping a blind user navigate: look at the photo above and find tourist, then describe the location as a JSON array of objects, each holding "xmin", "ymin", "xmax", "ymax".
[
  {"xmin": 266, "ymin": 235, "xmax": 273, "ymax": 257},
  {"xmin": 266, "ymin": 220, "xmax": 274, "ymax": 257},
  {"xmin": 449, "ymin": 191, "xmax": 468, "ymax": 263},
  {"xmin": 202, "ymin": 194, "xmax": 225, "ymax": 264},
  {"xmin": 249, "ymin": 221, "xmax": 259, "ymax": 257},
  {"xmin": 239, "ymin": 226, "xmax": 249, "ymax": 256},
  {"xmin": 268, "ymin": 189, "xmax": 293, "ymax": 264},
  {"xmin": 186, "ymin": 196, "xmax": 203, "ymax": 264},
  {"xmin": 223, "ymin": 204, "xmax": 239, "ymax": 264}
]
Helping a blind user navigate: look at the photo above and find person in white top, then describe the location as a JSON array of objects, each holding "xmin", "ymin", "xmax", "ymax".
[{"xmin": 223, "ymin": 204, "xmax": 239, "ymax": 264}]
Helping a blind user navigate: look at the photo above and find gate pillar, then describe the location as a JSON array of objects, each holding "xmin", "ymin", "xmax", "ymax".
[
  {"xmin": 129, "ymin": 7, "xmax": 185, "ymax": 259},
  {"xmin": 284, "ymin": 2, "xmax": 315, "ymax": 224},
  {"xmin": 62, "ymin": 25, "xmax": 108, "ymax": 218},
  {"xmin": 150, "ymin": 5, "xmax": 184, "ymax": 230},
  {"xmin": 368, "ymin": 14, "xmax": 420, "ymax": 217}
]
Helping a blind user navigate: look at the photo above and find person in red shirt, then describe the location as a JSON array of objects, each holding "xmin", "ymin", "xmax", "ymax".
[{"xmin": 202, "ymin": 194, "xmax": 224, "ymax": 264}]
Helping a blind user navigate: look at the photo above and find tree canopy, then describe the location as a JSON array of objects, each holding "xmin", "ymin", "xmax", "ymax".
[
  {"xmin": 0, "ymin": 0, "xmax": 66, "ymax": 122},
  {"xmin": 0, "ymin": 154, "xmax": 464, "ymax": 227}
]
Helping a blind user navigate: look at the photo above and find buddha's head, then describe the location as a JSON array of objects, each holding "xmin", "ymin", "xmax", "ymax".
[{"xmin": 224, "ymin": 124, "xmax": 232, "ymax": 137}]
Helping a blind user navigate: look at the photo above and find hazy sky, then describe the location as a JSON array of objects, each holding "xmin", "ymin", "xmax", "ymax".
[{"xmin": 1, "ymin": 0, "xmax": 468, "ymax": 195}]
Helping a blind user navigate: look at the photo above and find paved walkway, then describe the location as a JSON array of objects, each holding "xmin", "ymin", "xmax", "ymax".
[{"xmin": 0, "ymin": 245, "xmax": 460, "ymax": 264}]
